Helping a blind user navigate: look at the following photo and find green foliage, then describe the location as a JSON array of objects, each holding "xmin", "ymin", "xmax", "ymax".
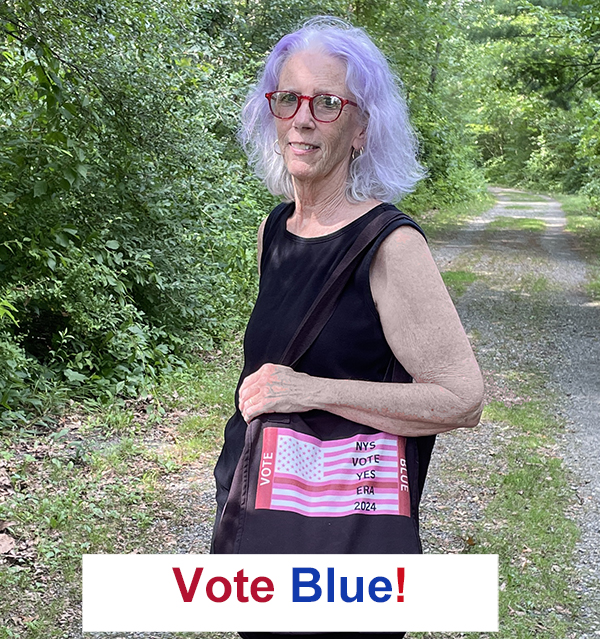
[
  {"xmin": 0, "ymin": 0, "xmax": 491, "ymax": 423},
  {"xmin": 0, "ymin": 0, "xmax": 272, "ymax": 420},
  {"xmin": 465, "ymin": 0, "xmax": 600, "ymax": 197},
  {"xmin": 355, "ymin": 0, "xmax": 489, "ymax": 208},
  {"xmin": 0, "ymin": 299, "xmax": 17, "ymax": 324}
]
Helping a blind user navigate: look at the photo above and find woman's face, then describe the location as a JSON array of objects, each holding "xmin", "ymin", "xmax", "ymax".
[{"xmin": 275, "ymin": 50, "xmax": 365, "ymax": 191}]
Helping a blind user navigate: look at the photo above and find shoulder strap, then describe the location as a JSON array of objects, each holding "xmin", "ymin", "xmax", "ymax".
[{"xmin": 281, "ymin": 206, "xmax": 411, "ymax": 368}]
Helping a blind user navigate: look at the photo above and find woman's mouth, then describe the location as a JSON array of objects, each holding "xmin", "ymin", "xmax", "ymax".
[{"xmin": 289, "ymin": 142, "xmax": 319, "ymax": 151}]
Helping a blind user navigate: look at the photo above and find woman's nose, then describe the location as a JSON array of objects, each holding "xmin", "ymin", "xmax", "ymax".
[{"xmin": 292, "ymin": 97, "xmax": 314, "ymax": 127}]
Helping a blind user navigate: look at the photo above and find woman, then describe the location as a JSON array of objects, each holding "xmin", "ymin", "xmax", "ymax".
[{"xmin": 213, "ymin": 16, "xmax": 484, "ymax": 637}]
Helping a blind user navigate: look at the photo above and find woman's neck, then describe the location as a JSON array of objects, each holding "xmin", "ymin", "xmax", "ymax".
[{"xmin": 289, "ymin": 181, "xmax": 381, "ymax": 238}]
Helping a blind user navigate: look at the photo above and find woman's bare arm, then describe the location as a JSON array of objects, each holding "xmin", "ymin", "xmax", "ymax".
[{"xmin": 238, "ymin": 225, "xmax": 484, "ymax": 436}]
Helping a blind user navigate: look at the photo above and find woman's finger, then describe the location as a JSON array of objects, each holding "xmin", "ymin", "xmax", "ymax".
[{"xmin": 238, "ymin": 363, "xmax": 313, "ymax": 423}]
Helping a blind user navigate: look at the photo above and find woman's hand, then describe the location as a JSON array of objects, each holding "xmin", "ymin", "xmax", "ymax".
[{"xmin": 238, "ymin": 363, "xmax": 315, "ymax": 423}]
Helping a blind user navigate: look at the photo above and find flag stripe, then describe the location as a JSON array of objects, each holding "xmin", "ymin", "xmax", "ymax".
[
  {"xmin": 275, "ymin": 477, "xmax": 399, "ymax": 492},
  {"xmin": 269, "ymin": 500, "xmax": 399, "ymax": 516},
  {"xmin": 273, "ymin": 489, "xmax": 399, "ymax": 502}
]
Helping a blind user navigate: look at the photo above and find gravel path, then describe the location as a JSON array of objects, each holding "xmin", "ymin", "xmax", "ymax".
[
  {"xmin": 83, "ymin": 188, "xmax": 599, "ymax": 639},
  {"xmin": 426, "ymin": 187, "xmax": 600, "ymax": 636}
]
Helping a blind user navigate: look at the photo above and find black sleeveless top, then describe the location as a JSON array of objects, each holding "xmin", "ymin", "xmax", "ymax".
[{"xmin": 214, "ymin": 202, "xmax": 426, "ymax": 500}]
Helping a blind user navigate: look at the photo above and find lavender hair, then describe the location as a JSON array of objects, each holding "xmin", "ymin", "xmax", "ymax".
[{"xmin": 238, "ymin": 16, "xmax": 426, "ymax": 203}]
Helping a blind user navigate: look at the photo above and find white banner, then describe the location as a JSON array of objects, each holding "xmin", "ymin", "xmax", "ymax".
[{"xmin": 82, "ymin": 554, "xmax": 498, "ymax": 632}]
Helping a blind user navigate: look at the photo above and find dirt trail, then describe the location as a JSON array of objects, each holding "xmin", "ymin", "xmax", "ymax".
[
  {"xmin": 83, "ymin": 189, "xmax": 599, "ymax": 639},
  {"xmin": 426, "ymin": 187, "xmax": 600, "ymax": 636}
]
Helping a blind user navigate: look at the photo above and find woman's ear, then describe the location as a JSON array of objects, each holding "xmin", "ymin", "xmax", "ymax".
[{"xmin": 352, "ymin": 122, "xmax": 367, "ymax": 152}]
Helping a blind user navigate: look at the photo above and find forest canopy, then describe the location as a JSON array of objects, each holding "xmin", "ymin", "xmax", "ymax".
[{"xmin": 1, "ymin": 0, "xmax": 598, "ymax": 423}]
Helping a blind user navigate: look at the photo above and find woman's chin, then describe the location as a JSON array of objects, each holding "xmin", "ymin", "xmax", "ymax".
[{"xmin": 285, "ymin": 161, "xmax": 320, "ymax": 183}]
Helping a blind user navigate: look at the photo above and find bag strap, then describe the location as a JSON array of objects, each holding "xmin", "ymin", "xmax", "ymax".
[
  {"xmin": 279, "ymin": 205, "xmax": 437, "ymax": 526},
  {"xmin": 280, "ymin": 206, "xmax": 411, "ymax": 368}
]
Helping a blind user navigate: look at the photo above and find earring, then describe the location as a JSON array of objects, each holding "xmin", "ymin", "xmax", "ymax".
[
  {"xmin": 274, "ymin": 140, "xmax": 282, "ymax": 156},
  {"xmin": 351, "ymin": 147, "xmax": 364, "ymax": 161}
]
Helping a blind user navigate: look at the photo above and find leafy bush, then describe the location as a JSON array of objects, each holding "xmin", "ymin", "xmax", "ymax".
[{"xmin": 0, "ymin": 0, "xmax": 271, "ymax": 420}]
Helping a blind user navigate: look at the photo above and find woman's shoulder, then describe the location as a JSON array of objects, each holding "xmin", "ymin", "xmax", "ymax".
[
  {"xmin": 378, "ymin": 221, "xmax": 427, "ymax": 251},
  {"xmin": 368, "ymin": 214, "xmax": 436, "ymax": 307},
  {"xmin": 369, "ymin": 222, "xmax": 444, "ymax": 323},
  {"xmin": 359, "ymin": 207, "xmax": 427, "ymax": 280},
  {"xmin": 374, "ymin": 204, "xmax": 426, "ymax": 240},
  {"xmin": 371, "ymin": 223, "xmax": 432, "ymax": 280}
]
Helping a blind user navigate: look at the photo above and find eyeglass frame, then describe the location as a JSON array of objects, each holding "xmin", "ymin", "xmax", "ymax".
[{"xmin": 265, "ymin": 91, "xmax": 358, "ymax": 123}]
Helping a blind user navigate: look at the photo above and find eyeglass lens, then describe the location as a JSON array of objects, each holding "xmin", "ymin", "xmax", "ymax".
[{"xmin": 270, "ymin": 92, "xmax": 343, "ymax": 122}]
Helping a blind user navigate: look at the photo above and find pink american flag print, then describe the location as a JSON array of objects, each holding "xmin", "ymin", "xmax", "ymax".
[{"xmin": 255, "ymin": 427, "xmax": 410, "ymax": 517}]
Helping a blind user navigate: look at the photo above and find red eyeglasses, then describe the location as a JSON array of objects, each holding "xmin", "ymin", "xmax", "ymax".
[{"xmin": 265, "ymin": 91, "xmax": 358, "ymax": 123}]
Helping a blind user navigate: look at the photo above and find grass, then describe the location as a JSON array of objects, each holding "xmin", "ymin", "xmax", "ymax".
[
  {"xmin": 553, "ymin": 192, "xmax": 597, "ymax": 218},
  {"xmin": 487, "ymin": 216, "xmax": 546, "ymax": 232},
  {"xmin": 0, "ymin": 347, "xmax": 241, "ymax": 638},
  {"xmin": 1, "ymin": 446, "xmax": 152, "ymax": 636},
  {"xmin": 441, "ymin": 270, "xmax": 478, "ymax": 297},
  {"xmin": 554, "ymin": 193, "xmax": 600, "ymax": 300},
  {"xmin": 516, "ymin": 273, "xmax": 550, "ymax": 295},
  {"xmin": 414, "ymin": 191, "xmax": 496, "ymax": 239},
  {"xmin": 414, "ymin": 396, "xmax": 580, "ymax": 638},
  {"xmin": 478, "ymin": 401, "xmax": 579, "ymax": 637},
  {"xmin": 496, "ymin": 191, "xmax": 548, "ymax": 203}
]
